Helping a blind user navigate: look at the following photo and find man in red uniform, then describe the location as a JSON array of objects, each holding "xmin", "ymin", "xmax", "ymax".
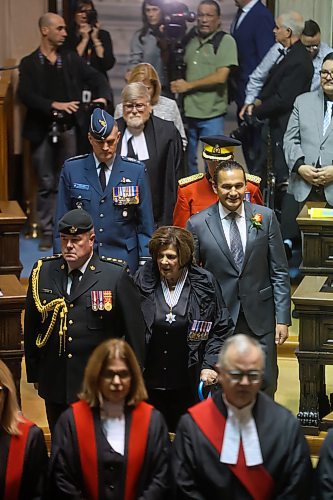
[{"xmin": 173, "ymin": 136, "xmax": 263, "ymax": 227}]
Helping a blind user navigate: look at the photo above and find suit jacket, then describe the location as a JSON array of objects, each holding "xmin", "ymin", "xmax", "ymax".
[
  {"xmin": 117, "ymin": 115, "xmax": 183, "ymax": 226},
  {"xmin": 187, "ymin": 201, "xmax": 291, "ymax": 335},
  {"xmin": 24, "ymin": 253, "xmax": 146, "ymax": 404},
  {"xmin": 284, "ymin": 89, "xmax": 333, "ymax": 204},
  {"xmin": 54, "ymin": 153, "xmax": 154, "ymax": 274},
  {"xmin": 173, "ymin": 174, "xmax": 264, "ymax": 228},
  {"xmin": 18, "ymin": 48, "xmax": 112, "ymax": 145},
  {"xmin": 172, "ymin": 390, "xmax": 313, "ymax": 499},
  {"xmin": 254, "ymin": 40, "xmax": 313, "ymax": 138},
  {"xmin": 231, "ymin": 0, "xmax": 275, "ymax": 107}
]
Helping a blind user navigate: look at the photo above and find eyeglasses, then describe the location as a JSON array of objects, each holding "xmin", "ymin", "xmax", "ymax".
[
  {"xmin": 305, "ymin": 45, "xmax": 319, "ymax": 51},
  {"xmin": 101, "ymin": 369, "xmax": 131, "ymax": 381},
  {"xmin": 320, "ymin": 70, "xmax": 333, "ymax": 79},
  {"xmin": 123, "ymin": 103, "xmax": 147, "ymax": 112},
  {"xmin": 223, "ymin": 369, "xmax": 263, "ymax": 384}
]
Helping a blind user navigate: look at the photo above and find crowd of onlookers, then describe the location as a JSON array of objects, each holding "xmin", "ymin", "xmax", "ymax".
[{"xmin": 10, "ymin": 0, "xmax": 333, "ymax": 497}]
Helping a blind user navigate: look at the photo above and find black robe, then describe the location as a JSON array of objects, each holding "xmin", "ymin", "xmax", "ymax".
[
  {"xmin": 315, "ymin": 428, "xmax": 333, "ymax": 499},
  {"xmin": 48, "ymin": 405, "xmax": 170, "ymax": 499},
  {"xmin": 0, "ymin": 424, "xmax": 48, "ymax": 499},
  {"xmin": 171, "ymin": 390, "xmax": 313, "ymax": 499}
]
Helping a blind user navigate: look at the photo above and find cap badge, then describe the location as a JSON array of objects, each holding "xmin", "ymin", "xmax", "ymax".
[
  {"xmin": 69, "ymin": 226, "xmax": 78, "ymax": 234},
  {"xmin": 213, "ymin": 144, "xmax": 221, "ymax": 154},
  {"xmin": 99, "ymin": 119, "xmax": 107, "ymax": 127}
]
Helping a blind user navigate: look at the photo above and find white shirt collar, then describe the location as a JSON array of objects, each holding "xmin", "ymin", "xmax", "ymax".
[
  {"xmin": 220, "ymin": 394, "xmax": 263, "ymax": 466},
  {"xmin": 218, "ymin": 202, "xmax": 245, "ymax": 220},
  {"xmin": 242, "ymin": 0, "xmax": 259, "ymax": 13},
  {"xmin": 121, "ymin": 128, "xmax": 149, "ymax": 161},
  {"xmin": 93, "ymin": 152, "xmax": 114, "ymax": 170}
]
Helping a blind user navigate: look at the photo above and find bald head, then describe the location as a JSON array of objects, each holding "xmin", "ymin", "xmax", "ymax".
[
  {"xmin": 39, "ymin": 12, "xmax": 64, "ymax": 30},
  {"xmin": 38, "ymin": 12, "xmax": 67, "ymax": 47}
]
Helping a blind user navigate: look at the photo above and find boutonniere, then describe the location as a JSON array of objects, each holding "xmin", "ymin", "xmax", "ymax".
[{"xmin": 249, "ymin": 213, "xmax": 263, "ymax": 232}]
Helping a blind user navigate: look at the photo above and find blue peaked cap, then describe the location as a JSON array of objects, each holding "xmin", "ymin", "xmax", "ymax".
[{"xmin": 89, "ymin": 108, "xmax": 115, "ymax": 140}]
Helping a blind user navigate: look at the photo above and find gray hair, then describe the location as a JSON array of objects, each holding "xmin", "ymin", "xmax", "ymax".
[
  {"xmin": 279, "ymin": 11, "xmax": 304, "ymax": 37},
  {"xmin": 121, "ymin": 82, "xmax": 151, "ymax": 103},
  {"xmin": 217, "ymin": 334, "xmax": 265, "ymax": 369}
]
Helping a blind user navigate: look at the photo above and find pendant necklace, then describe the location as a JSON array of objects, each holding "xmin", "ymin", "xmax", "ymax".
[{"xmin": 161, "ymin": 268, "xmax": 188, "ymax": 324}]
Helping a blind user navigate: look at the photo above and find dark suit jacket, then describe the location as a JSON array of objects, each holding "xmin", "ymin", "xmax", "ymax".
[
  {"xmin": 253, "ymin": 40, "xmax": 313, "ymax": 138},
  {"xmin": 187, "ymin": 201, "xmax": 291, "ymax": 335},
  {"xmin": 117, "ymin": 115, "xmax": 183, "ymax": 226},
  {"xmin": 24, "ymin": 253, "xmax": 146, "ymax": 404},
  {"xmin": 231, "ymin": 0, "xmax": 275, "ymax": 107},
  {"xmin": 18, "ymin": 48, "xmax": 112, "ymax": 145}
]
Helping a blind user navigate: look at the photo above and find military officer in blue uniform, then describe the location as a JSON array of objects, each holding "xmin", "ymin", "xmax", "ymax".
[
  {"xmin": 25, "ymin": 209, "xmax": 146, "ymax": 433},
  {"xmin": 54, "ymin": 108, "xmax": 154, "ymax": 274}
]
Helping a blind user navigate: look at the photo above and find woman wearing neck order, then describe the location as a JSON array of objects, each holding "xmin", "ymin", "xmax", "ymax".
[
  {"xmin": 49, "ymin": 339, "xmax": 169, "ymax": 499},
  {"xmin": 134, "ymin": 226, "xmax": 233, "ymax": 431},
  {"xmin": 0, "ymin": 360, "xmax": 48, "ymax": 499}
]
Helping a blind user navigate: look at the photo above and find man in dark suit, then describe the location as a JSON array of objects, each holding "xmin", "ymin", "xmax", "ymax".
[
  {"xmin": 230, "ymin": 0, "xmax": 275, "ymax": 171},
  {"xmin": 24, "ymin": 209, "xmax": 146, "ymax": 432},
  {"xmin": 18, "ymin": 12, "xmax": 111, "ymax": 250},
  {"xmin": 117, "ymin": 82, "xmax": 183, "ymax": 226},
  {"xmin": 187, "ymin": 161, "xmax": 291, "ymax": 396},
  {"xmin": 54, "ymin": 108, "xmax": 154, "ymax": 274}
]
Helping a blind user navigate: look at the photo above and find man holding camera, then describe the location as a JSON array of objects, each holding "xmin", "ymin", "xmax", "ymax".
[
  {"xmin": 170, "ymin": 0, "xmax": 237, "ymax": 175},
  {"xmin": 18, "ymin": 12, "xmax": 111, "ymax": 250}
]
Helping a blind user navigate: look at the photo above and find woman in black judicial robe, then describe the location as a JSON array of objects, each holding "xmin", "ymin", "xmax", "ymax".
[
  {"xmin": 0, "ymin": 360, "xmax": 48, "ymax": 499},
  {"xmin": 48, "ymin": 338, "xmax": 169, "ymax": 499},
  {"xmin": 134, "ymin": 226, "xmax": 234, "ymax": 432}
]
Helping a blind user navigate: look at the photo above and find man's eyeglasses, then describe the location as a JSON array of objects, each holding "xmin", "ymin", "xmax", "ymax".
[
  {"xmin": 124, "ymin": 103, "xmax": 147, "ymax": 112},
  {"xmin": 101, "ymin": 369, "xmax": 131, "ymax": 381},
  {"xmin": 223, "ymin": 369, "xmax": 263, "ymax": 384},
  {"xmin": 305, "ymin": 44, "xmax": 319, "ymax": 51},
  {"xmin": 320, "ymin": 70, "xmax": 333, "ymax": 79}
]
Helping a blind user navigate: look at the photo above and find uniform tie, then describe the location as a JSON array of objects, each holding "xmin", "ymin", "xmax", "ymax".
[
  {"xmin": 127, "ymin": 137, "xmax": 138, "ymax": 159},
  {"xmin": 99, "ymin": 162, "xmax": 107, "ymax": 191},
  {"xmin": 69, "ymin": 269, "xmax": 82, "ymax": 296},
  {"xmin": 323, "ymin": 101, "xmax": 333, "ymax": 136},
  {"xmin": 228, "ymin": 212, "xmax": 244, "ymax": 271}
]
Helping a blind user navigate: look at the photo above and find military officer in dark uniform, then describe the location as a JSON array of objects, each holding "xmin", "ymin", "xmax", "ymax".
[
  {"xmin": 24, "ymin": 209, "xmax": 146, "ymax": 432},
  {"xmin": 173, "ymin": 136, "xmax": 263, "ymax": 228},
  {"xmin": 54, "ymin": 108, "xmax": 154, "ymax": 274}
]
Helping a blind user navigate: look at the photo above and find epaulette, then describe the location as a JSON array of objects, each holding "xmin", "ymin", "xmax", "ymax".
[
  {"xmin": 66, "ymin": 154, "xmax": 90, "ymax": 162},
  {"xmin": 100, "ymin": 256, "xmax": 127, "ymax": 268},
  {"xmin": 121, "ymin": 156, "xmax": 141, "ymax": 164},
  {"xmin": 40, "ymin": 253, "xmax": 62, "ymax": 261},
  {"xmin": 246, "ymin": 173, "xmax": 262, "ymax": 185},
  {"xmin": 178, "ymin": 173, "xmax": 205, "ymax": 187}
]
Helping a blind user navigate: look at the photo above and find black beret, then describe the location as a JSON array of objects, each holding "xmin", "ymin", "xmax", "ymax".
[
  {"xmin": 200, "ymin": 135, "xmax": 241, "ymax": 161},
  {"xmin": 58, "ymin": 209, "xmax": 93, "ymax": 235},
  {"xmin": 89, "ymin": 108, "xmax": 115, "ymax": 140}
]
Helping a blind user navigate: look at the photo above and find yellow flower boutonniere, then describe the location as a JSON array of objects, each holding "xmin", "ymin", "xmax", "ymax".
[{"xmin": 250, "ymin": 213, "xmax": 263, "ymax": 232}]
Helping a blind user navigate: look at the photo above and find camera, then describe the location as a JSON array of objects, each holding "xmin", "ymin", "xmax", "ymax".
[
  {"xmin": 230, "ymin": 113, "xmax": 263, "ymax": 141},
  {"xmin": 86, "ymin": 9, "xmax": 98, "ymax": 27},
  {"xmin": 49, "ymin": 110, "xmax": 67, "ymax": 144},
  {"xmin": 163, "ymin": 1, "xmax": 196, "ymax": 40}
]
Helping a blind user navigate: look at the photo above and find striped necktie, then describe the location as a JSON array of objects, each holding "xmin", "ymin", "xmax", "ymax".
[
  {"xmin": 323, "ymin": 101, "xmax": 333, "ymax": 136},
  {"xmin": 228, "ymin": 212, "xmax": 244, "ymax": 271}
]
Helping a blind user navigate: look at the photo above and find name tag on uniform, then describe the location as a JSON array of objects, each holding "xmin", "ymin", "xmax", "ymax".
[
  {"xmin": 73, "ymin": 183, "xmax": 90, "ymax": 190},
  {"xmin": 91, "ymin": 290, "xmax": 113, "ymax": 311},
  {"xmin": 112, "ymin": 186, "xmax": 139, "ymax": 205},
  {"xmin": 188, "ymin": 320, "xmax": 212, "ymax": 341}
]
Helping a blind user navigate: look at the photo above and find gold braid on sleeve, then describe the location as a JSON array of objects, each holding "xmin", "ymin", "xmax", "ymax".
[{"xmin": 31, "ymin": 260, "xmax": 68, "ymax": 355}]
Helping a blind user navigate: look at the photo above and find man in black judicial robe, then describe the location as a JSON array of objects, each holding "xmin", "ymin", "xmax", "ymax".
[
  {"xmin": 171, "ymin": 334, "xmax": 312, "ymax": 499},
  {"xmin": 117, "ymin": 82, "xmax": 183, "ymax": 226}
]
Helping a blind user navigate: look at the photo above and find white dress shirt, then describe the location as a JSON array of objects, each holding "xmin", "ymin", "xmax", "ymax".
[
  {"xmin": 233, "ymin": 0, "xmax": 259, "ymax": 31},
  {"xmin": 121, "ymin": 128, "xmax": 149, "ymax": 161},
  {"xmin": 218, "ymin": 202, "xmax": 247, "ymax": 254},
  {"xmin": 93, "ymin": 153, "xmax": 114, "ymax": 186}
]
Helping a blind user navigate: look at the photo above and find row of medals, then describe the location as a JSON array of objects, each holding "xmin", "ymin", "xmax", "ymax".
[{"xmin": 91, "ymin": 290, "xmax": 112, "ymax": 311}]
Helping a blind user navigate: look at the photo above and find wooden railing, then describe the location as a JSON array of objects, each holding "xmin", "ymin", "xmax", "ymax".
[{"xmin": 0, "ymin": 58, "xmax": 16, "ymax": 201}]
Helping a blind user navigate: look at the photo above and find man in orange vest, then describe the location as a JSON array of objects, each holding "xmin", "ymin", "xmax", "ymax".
[
  {"xmin": 173, "ymin": 136, "xmax": 263, "ymax": 228},
  {"xmin": 171, "ymin": 334, "xmax": 312, "ymax": 499}
]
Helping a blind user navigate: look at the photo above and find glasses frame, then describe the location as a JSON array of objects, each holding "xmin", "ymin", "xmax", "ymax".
[{"xmin": 222, "ymin": 369, "xmax": 263, "ymax": 384}]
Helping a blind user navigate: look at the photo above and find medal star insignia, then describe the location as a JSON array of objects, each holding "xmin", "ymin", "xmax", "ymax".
[
  {"xmin": 98, "ymin": 119, "xmax": 107, "ymax": 126},
  {"xmin": 166, "ymin": 312, "xmax": 176, "ymax": 324}
]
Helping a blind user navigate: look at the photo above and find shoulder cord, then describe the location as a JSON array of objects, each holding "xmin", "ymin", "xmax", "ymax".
[{"xmin": 31, "ymin": 260, "xmax": 68, "ymax": 355}]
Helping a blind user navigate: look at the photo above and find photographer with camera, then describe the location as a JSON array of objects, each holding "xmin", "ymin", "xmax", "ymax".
[
  {"xmin": 170, "ymin": 0, "xmax": 238, "ymax": 176},
  {"xmin": 18, "ymin": 12, "xmax": 111, "ymax": 250}
]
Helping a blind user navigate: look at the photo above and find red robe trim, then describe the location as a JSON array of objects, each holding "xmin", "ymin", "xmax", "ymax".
[
  {"xmin": 188, "ymin": 398, "xmax": 274, "ymax": 500},
  {"xmin": 72, "ymin": 400, "xmax": 153, "ymax": 500},
  {"xmin": 4, "ymin": 418, "xmax": 34, "ymax": 500}
]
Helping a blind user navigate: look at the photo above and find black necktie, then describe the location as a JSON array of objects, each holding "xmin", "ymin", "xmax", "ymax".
[
  {"xmin": 228, "ymin": 212, "xmax": 244, "ymax": 271},
  {"xmin": 69, "ymin": 269, "xmax": 82, "ymax": 296},
  {"xmin": 99, "ymin": 162, "xmax": 107, "ymax": 191},
  {"xmin": 127, "ymin": 137, "xmax": 138, "ymax": 159},
  {"xmin": 233, "ymin": 8, "xmax": 243, "ymax": 32}
]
